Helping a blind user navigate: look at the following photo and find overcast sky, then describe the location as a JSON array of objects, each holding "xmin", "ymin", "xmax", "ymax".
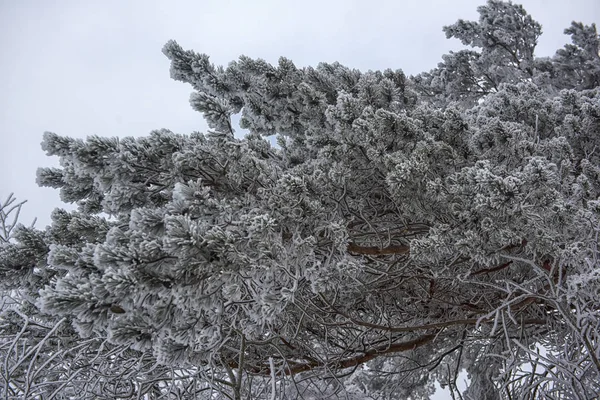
[{"xmin": 0, "ymin": 1, "xmax": 598, "ymax": 397}]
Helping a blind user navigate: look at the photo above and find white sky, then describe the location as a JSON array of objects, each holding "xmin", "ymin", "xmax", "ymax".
[{"xmin": 0, "ymin": 1, "xmax": 598, "ymax": 397}]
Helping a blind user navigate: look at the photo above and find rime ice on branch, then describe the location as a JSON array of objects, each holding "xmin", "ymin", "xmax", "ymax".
[{"xmin": 2, "ymin": 1, "xmax": 600, "ymax": 399}]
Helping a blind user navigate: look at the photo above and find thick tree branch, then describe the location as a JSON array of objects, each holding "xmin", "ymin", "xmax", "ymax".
[{"xmin": 235, "ymin": 333, "xmax": 437, "ymax": 376}]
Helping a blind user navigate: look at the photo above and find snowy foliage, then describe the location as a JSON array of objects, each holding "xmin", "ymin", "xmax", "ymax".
[{"xmin": 2, "ymin": 1, "xmax": 600, "ymax": 399}]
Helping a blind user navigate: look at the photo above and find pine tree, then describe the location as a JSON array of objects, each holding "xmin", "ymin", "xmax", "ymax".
[{"xmin": 2, "ymin": 1, "xmax": 600, "ymax": 398}]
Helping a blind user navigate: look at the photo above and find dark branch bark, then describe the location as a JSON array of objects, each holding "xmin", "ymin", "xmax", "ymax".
[
  {"xmin": 235, "ymin": 333, "xmax": 437, "ymax": 376},
  {"xmin": 469, "ymin": 261, "xmax": 513, "ymax": 276}
]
